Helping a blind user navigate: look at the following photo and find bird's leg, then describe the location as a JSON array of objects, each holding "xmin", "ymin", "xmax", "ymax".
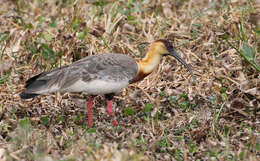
[
  {"xmin": 105, "ymin": 93, "xmax": 118, "ymax": 126},
  {"xmin": 106, "ymin": 100, "xmax": 113, "ymax": 115},
  {"xmin": 87, "ymin": 96, "xmax": 95, "ymax": 127}
]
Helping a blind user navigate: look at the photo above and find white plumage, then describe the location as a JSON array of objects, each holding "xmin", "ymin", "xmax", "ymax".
[{"xmin": 61, "ymin": 79, "xmax": 129, "ymax": 95}]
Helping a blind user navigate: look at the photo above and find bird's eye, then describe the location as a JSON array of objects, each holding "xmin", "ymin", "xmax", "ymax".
[{"xmin": 166, "ymin": 43, "xmax": 173, "ymax": 51}]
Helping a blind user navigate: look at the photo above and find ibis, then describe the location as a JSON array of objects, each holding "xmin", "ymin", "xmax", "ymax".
[{"xmin": 20, "ymin": 39, "xmax": 194, "ymax": 127}]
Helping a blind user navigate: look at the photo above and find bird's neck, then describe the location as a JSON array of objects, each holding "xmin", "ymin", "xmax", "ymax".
[
  {"xmin": 137, "ymin": 48, "xmax": 162, "ymax": 74},
  {"xmin": 130, "ymin": 45, "xmax": 163, "ymax": 84}
]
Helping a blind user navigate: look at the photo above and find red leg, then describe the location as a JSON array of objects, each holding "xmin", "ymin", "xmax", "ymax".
[
  {"xmin": 87, "ymin": 96, "xmax": 95, "ymax": 127},
  {"xmin": 106, "ymin": 100, "xmax": 113, "ymax": 115},
  {"xmin": 106, "ymin": 100, "xmax": 118, "ymax": 126}
]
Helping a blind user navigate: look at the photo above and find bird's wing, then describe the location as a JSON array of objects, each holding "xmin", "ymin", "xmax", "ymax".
[
  {"xmin": 62, "ymin": 54, "xmax": 138, "ymax": 88},
  {"xmin": 89, "ymin": 54, "xmax": 138, "ymax": 81},
  {"xmin": 23, "ymin": 54, "xmax": 138, "ymax": 94}
]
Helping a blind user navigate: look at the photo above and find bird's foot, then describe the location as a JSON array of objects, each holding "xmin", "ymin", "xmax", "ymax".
[{"xmin": 112, "ymin": 120, "xmax": 118, "ymax": 126}]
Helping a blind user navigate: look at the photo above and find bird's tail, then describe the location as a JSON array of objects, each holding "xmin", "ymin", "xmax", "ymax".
[
  {"xmin": 20, "ymin": 73, "xmax": 48, "ymax": 99},
  {"xmin": 20, "ymin": 92, "xmax": 39, "ymax": 99}
]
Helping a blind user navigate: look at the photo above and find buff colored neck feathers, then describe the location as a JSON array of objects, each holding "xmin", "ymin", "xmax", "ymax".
[
  {"xmin": 137, "ymin": 41, "xmax": 168, "ymax": 74},
  {"xmin": 129, "ymin": 41, "xmax": 168, "ymax": 83}
]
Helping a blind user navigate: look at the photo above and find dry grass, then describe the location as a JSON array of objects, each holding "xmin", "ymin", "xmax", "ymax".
[{"xmin": 0, "ymin": 0, "xmax": 259, "ymax": 160}]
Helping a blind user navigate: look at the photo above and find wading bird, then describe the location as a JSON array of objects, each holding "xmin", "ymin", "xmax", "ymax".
[{"xmin": 20, "ymin": 39, "xmax": 194, "ymax": 127}]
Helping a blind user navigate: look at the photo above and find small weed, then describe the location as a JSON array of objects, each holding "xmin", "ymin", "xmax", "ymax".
[
  {"xmin": 0, "ymin": 69, "xmax": 11, "ymax": 84},
  {"xmin": 221, "ymin": 10, "xmax": 260, "ymax": 72},
  {"xmin": 220, "ymin": 87, "xmax": 227, "ymax": 101},
  {"xmin": 85, "ymin": 128, "xmax": 96, "ymax": 133},
  {"xmin": 156, "ymin": 137, "xmax": 171, "ymax": 152},
  {"xmin": 19, "ymin": 117, "xmax": 30, "ymax": 129},
  {"xmin": 40, "ymin": 43, "xmax": 57, "ymax": 67},
  {"xmin": 143, "ymin": 103, "xmax": 153, "ymax": 124},
  {"xmin": 72, "ymin": 112, "xmax": 84, "ymax": 123},
  {"xmin": 56, "ymin": 115, "xmax": 63, "ymax": 123},
  {"xmin": 43, "ymin": 32, "xmax": 53, "ymax": 42},
  {"xmin": 133, "ymin": 135, "xmax": 148, "ymax": 151},
  {"xmin": 143, "ymin": 103, "xmax": 153, "ymax": 115},
  {"xmin": 224, "ymin": 125, "xmax": 231, "ymax": 137},
  {"xmin": 49, "ymin": 18, "xmax": 57, "ymax": 28},
  {"xmin": 41, "ymin": 116, "xmax": 50, "ymax": 127},
  {"xmin": 78, "ymin": 28, "xmax": 89, "ymax": 41},
  {"xmin": 28, "ymin": 43, "xmax": 37, "ymax": 55},
  {"xmin": 124, "ymin": 107, "xmax": 134, "ymax": 116},
  {"xmin": 188, "ymin": 143, "xmax": 197, "ymax": 155},
  {"xmin": 172, "ymin": 148, "xmax": 182, "ymax": 161}
]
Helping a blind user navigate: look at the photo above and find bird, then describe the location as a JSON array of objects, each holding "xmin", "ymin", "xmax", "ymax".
[{"xmin": 20, "ymin": 39, "xmax": 194, "ymax": 127}]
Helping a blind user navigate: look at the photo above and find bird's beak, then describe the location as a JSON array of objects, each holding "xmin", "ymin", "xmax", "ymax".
[{"xmin": 169, "ymin": 49, "xmax": 195, "ymax": 83}]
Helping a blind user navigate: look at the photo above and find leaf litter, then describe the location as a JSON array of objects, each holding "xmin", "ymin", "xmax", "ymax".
[{"xmin": 0, "ymin": 0, "xmax": 259, "ymax": 160}]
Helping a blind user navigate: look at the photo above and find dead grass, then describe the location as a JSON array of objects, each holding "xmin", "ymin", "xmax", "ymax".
[{"xmin": 0, "ymin": 0, "xmax": 259, "ymax": 160}]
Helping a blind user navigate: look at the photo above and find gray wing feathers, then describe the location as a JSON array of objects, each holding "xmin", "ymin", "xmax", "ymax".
[
  {"xmin": 89, "ymin": 54, "xmax": 138, "ymax": 81},
  {"xmin": 22, "ymin": 54, "xmax": 138, "ymax": 95}
]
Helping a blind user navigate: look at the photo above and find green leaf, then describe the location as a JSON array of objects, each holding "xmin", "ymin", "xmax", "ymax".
[
  {"xmin": 78, "ymin": 28, "xmax": 89, "ymax": 40},
  {"xmin": 180, "ymin": 93, "xmax": 187, "ymax": 98},
  {"xmin": 144, "ymin": 116, "xmax": 150, "ymax": 123},
  {"xmin": 224, "ymin": 125, "xmax": 231, "ymax": 136},
  {"xmin": 127, "ymin": 16, "xmax": 136, "ymax": 20},
  {"xmin": 25, "ymin": 23, "xmax": 33, "ymax": 29},
  {"xmin": 56, "ymin": 115, "xmax": 63, "ymax": 123},
  {"xmin": 72, "ymin": 18, "xmax": 79, "ymax": 31},
  {"xmin": 124, "ymin": 107, "xmax": 134, "ymax": 116},
  {"xmin": 144, "ymin": 103, "xmax": 153, "ymax": 114},
  {"xmin": 86, "ymin": 128, "xmax": 96, "ymax": 133},
  {"xmin": 43, "ymin": 33, "xmax": 53, "ymax": 42},
  {"xmin": 159, "ymin": 91, "xmax": 164, "ymax": 97},
  {"xmin": 20, "ymin": 118, "xmax": 30, "ymax": 129},
  {"xmin": 180, "ymin": 101, "xmax": 188, "ymax": 108},
  {"xmin": 220, "ymin": 87, "xmax": 226, "ymax": 93},
  {"xmin": 0, "ymin": 33, "xmax": 9, "ymax": 42},
  {"xmin": 256, "ymin": 29, "xmax": 260, "ymax": 35},
  {"xmin": 0, "ymin": 75, "xmax": 8, "ymax": 84},
  {"xmin": 0, "ymin": 69, "xmax": 11, "ymax": 84},
  {"xmin": 28, "ymin": 44, "xmax": 37, "ymax": 54},
  {"xmin": 221, "ymin": 92, "xmax": 227, "ymax": 101},
  {"xmin": 41, "ymin": 116, "xmax": 49, "ymax": 126},
  {"xmin": 40, "ymin": 43, "xmax": 56, "ymax": 62},
  {"xmin": 241, "ymin": 43, "xmax": 255, "ymax": 60},
  {"xmin": 188, "ymin": 144, "xmax": 197, "ymax": 154},
  {"xmin": 168, "ymin": 95, "xmax": 177, "ymax": 101},
  {"xmin": 50, "ymin": 19, "xmax": 57, "ymax": 28}
]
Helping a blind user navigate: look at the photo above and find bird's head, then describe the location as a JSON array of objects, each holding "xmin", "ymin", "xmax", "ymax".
[
  {"xmin": 151, "ymin": 39, "xmax": 175, "ymax": 56},
  {"xmin": 151, "ymin": 39, "xmax": 195, "ymax": 82}
]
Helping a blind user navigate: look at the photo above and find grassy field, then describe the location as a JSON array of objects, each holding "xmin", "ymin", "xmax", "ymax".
[{"xmin": 0, "ymin": 0, "xmax": 259, "ymax": 160}]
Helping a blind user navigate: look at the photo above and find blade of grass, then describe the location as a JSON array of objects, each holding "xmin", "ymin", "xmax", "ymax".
[{"xmin": 213, "ymin": 102, "xmax": 226, "ymax": 134}]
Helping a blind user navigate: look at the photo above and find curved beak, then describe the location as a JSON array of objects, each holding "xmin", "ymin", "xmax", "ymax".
[{"xmin": 169, "ymin": 48, "xmax": 195, "ymax": 83}]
